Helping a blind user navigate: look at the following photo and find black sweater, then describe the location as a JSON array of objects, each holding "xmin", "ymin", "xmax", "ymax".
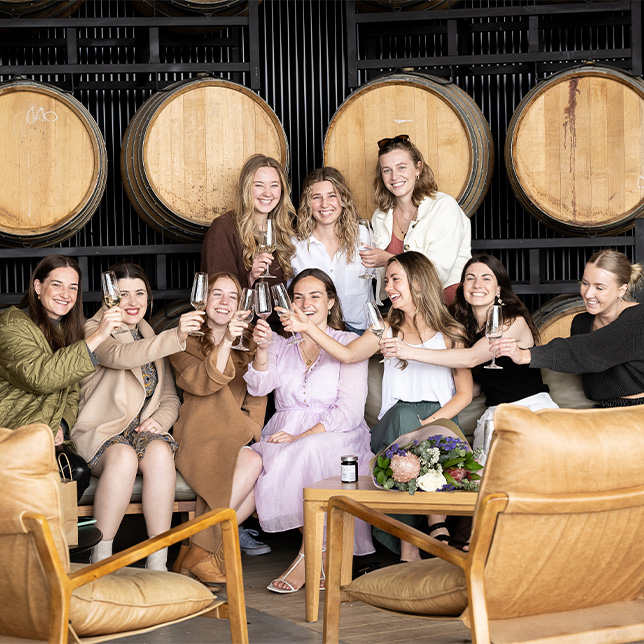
[{"xmin": 529, "ymin": 304, "xmax": 644, "ymax": 402}]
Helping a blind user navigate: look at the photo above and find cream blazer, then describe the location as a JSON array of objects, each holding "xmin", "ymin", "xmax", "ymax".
[{"xmin": 71, "ymin": 309, "xmax": 185, "ymax": 461}]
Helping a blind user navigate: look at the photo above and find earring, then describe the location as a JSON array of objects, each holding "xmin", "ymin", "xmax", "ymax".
[{"xmin": 415, "ymin": 174, "xmax": 419, "ymax": 180}]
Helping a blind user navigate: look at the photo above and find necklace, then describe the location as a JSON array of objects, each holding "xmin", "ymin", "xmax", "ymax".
[
  {"xmin": 394, "ymin": 207, "xmax": 418, "ymax": 236},
  {"xmin": 300, "ymin": 343, "xmax": 320, "ymax": 367}
]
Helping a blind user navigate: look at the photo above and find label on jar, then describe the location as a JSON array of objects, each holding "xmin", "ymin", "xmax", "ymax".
[{"xmin": 341, "ymin": 462, "xmax": 358, "ymax": 483}]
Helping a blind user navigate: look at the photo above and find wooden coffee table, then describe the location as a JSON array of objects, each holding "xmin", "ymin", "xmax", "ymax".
[{"xmin": 303, "ymin": 475, "xmax": 478, "ymax": 622}]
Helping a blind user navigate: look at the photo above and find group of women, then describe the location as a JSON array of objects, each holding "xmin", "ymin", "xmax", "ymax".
[{"xmin": 1, "ymin": 135, "xmax": 642, "ymax": 593}]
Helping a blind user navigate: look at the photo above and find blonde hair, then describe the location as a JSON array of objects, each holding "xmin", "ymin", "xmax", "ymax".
[
  {"xmin": 386, "ymin": 252, "xmax": 466, "ymax": 369},
  {"xmin": 374, "ymin": 138, "xmax": 438, "ymax": 212},
  {"xmin": 588, "ymin": 249, "xmax": 644, "ymax": 299},
  {"xmin": 297, "ymin": 167, "xmax": 360, "ymax": 262},
  {"xmin": 235, "ymin": 154, "xmax": 296, "ymax": 279}
]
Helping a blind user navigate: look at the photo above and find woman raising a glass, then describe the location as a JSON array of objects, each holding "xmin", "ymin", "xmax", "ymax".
[{"xmin": 71, "ymin": 262, "xmax": 204, "ymax": 570}]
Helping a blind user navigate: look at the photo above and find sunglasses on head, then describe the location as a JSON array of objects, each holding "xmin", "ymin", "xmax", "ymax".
[{"xmin": 377, "ymin": 134, "xmax": 410, "ymax": 149}]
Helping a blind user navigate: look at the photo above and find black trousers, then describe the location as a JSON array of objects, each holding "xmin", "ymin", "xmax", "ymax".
[{"xmin": 56, "ymin": 444, "xmax": 91, "ymax": 501}]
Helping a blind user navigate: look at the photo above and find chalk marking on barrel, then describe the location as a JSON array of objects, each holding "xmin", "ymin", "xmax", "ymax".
[
  {"xmin": 26, "ymin": 105, "xmax": 58, "ymax": 124},
  {"xmin": 393, "ymin": 119, "xmax": 413, "ymax": 123},
  {"xmin": 638, "ymin": 175, "xmax": 644, "ymax": 190}
]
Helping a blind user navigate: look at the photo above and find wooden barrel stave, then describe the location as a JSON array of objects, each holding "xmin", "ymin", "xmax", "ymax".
[
  {"xmin": 121, "ymin": 77, "xmax": 288, "ymax": 241},
  {"xmin": 533, "ymin": 294, "xmax": 586, "ymax": 345},
  {"xmin": 324, "ymin": 72, "xmax": 494, "ymax": 220}
]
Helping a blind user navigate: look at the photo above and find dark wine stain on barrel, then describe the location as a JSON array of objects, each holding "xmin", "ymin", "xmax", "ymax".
[{"xmin": 563, "ymin": 78, "xmax": 580, "ymax": 216}]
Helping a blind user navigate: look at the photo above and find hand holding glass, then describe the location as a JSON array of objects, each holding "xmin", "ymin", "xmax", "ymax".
[
  {"xmin": 484, "ymin": 304, "xmax": 503, "ymax": 370},
  {"xmin": 358, "ymin": 219, "xmax": 376, "ymax": 280},
  {"xmin": 254, "ymin": 282, "xmax": 273, "ymax": 344},
  {"xmin": 257, "ymin": 220, "xmax": 276, "ymax": 279},
  {"xmin": 189, "ymin": 272, "xmax": 208, "ymax": 336},
  {"xmin": 101, "ymin": 270, "xmax": 128, "ymax": 334},
  {"xmin": 364, "ymin": 302, "xmax": 386, "ymax": 363},
  {"xmin": 231, "ymin": 288, "xmax": 255, "ymax": 351},
  {"xmin": 271, "ymin": 283, "xmax": 302, "ymax": 346}
]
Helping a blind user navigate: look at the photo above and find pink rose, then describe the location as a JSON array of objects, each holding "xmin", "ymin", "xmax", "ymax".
[
  {"xmin": 445, "ymin": 467, "xmax": 467, "ymax": 482},
  {"xmin": 390, "ymin": 453, "xmax": 421, "ymax": 483}
]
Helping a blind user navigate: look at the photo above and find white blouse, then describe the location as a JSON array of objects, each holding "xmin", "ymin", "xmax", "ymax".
[{"xmin": 378, "ymin": 328, "xmax": 456, "ymax": 419}]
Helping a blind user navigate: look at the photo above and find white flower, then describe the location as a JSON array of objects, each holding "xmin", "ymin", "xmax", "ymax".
[{"xmin": 417, "ymin": 469, "xmax": 447, "ymax": 492}]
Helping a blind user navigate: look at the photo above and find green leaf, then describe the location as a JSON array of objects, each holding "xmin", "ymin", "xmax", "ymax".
[
  {"xmin": 444, "ymin": 472, "xmax": 457, "ymax": 486},
  {"xmin": 377, "ymin": 456, "xmax": 390, "ymax": 469}
]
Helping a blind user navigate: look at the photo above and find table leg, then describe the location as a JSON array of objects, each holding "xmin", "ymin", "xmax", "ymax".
[
  {"xmin": 303, "ymin": 499, "xmax": 325, "ymax": 622},
  {"xmin": 340, "ymin": 513, "xmax": 354, "ymax": 588}
]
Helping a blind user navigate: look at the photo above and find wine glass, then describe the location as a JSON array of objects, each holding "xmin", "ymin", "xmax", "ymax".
[
  {"xmin": 257, "ymin": 219, "xmax": 276, "ymax": 279},
  {"xmin": 189, "ymin": 272, "xmax": 208, "ymax": 337},
  {"xmin": 484, "ymin": 304, "xmax": 503, "ymax": 370},
  {"xmin": 100, "ymin": 270, "xmax": 128, "ymax": 334},
  {"xmin": 255, "ymin": 282, "xmax": 273, "ymax": 345},
  {"xmin": 358, "ymin": 219, "xmax": 376, "ymax": 280},
  {"xmin": 364, "ymin": 302, "xmax": 386, "ymax": 363},
  {"xmin": 231, "ymin": 288, "xmax": 255, "ymax": 351},
  {"xmin": 271, "ymin": 283, "xmax": 302, "ymax": 346}
]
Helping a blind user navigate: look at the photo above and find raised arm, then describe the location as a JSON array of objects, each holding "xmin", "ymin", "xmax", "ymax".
[{"xmin": 170, "ymin": 342, "xmax": 235, "ymax": 396}]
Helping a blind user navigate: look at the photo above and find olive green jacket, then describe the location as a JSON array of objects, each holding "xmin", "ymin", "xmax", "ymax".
[{"xmin": 0, "ymin": 307, "xmax": 96, "ymax": 437}]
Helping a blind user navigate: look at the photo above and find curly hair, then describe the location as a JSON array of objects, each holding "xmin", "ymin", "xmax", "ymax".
[
  {"xmin": 450, "ymin": 254, "xmax": 540, "ymax": 345},
  {"xmin": 234, "ymin": 154, "xmax": 296, "ymax": 279},
  {"xmin": 287, "ymin": 268, "xmax": 346, "ymax": 332},
  {"xmin": 199, "ymin": 272, "xmax": 254, "ymax": 368},
  {"xmin": 19, "ymin": 255, "xmax": 85, "ymax": 351},
  {"xmin": 373, "ymin": 137, "xmax": 438, "ymax": 212},
  {"xmin": 296, "ymin": 167, "xmax": 361, "ymax": 262},
  {"xmin": 386, "ymin": 252, "xmax": 466, "ymax": 369}
]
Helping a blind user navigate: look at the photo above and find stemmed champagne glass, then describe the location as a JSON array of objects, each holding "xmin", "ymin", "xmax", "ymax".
[
  {"xmin": 189, "ymin": 272, "xmax": 208, "ymax": 337},
  {"xmin": 271, "ymin": 283, "xmax": 302, "ymax": 346},
  {"xmin": 255, "ymin": 282, "xmax": 273, "ymax": 344},
  {"xmin": 257, "ymin": 219, "xmax": 276, "ymax": 279},
  {"xmin": 484, "ymin": 304, "xmax": 503, "ymax": 370},
  {"xmin": 358, "ymin": 219, "xmax": 376, "ymax": 280},
  {"xmin": 231, "ymin": 288, "xmax": 255, "ymax": 351},
  {"xmin": 364, "ymin": 302, "xmax": 386, "ymax": 363},
  {"xmin": 100, "ymin": 270, "xmax": 128, "ymax": 334}
]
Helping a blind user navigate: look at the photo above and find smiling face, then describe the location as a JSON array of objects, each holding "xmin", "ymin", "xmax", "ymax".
[
  {"xmin": 206, "ymin": 276, "xmax": 239, "ymax": 330},
  {"xmin": 310, "ymin": 180, "xmax": 342, "ymax": 229},
  {"xmin": 580, "ymin": 262, "xmax": 627, "ymax": 318},
  {"xmin": 34, "ymin": 266, "xmax": 79, "ymax": 320},
  {"xmin": 251, "ymin": 166, "xmax": 282, "ymax": 217},
  {"xmin": 462, "ymin": 262, "xmax": 500, "ymax": 310},
  {"xmin": 118, "ymin": 278, "xmax": 148, "ymax": 327},
  {"xmin": 379, "ymin": 149, "xmax": 422, "ymax": 201},
  {"xmin": 384, "ymin": 260, "xmax": 414, "ymax": 312},
  {"xmin": 292, "ymin": 276, "xmax": 334, "ymax": 329}
]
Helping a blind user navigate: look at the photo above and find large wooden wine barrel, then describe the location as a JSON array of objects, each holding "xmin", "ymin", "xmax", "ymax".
[
  {"xmin": 149, "ymin": 299, "xmax": 191, "ymax": 333},
  {"xmin": 533, "ymin": 295, "xmax": 586, "ymax": 344},
  {"xmin": 0, "ymin": 79, "xmax": 107, "ymax": 247},
  {"xmin": 324, "ymin": 72, "xmax": 494, "ymax": 219},
  {"xmin": 0, "ymin": 0, "xmax": 83, "ymax": 17},
  {"xmin": 505, "ymin": 65, "xmax": 644, "ymax": 235},
  {"xmin": 121, "ymin": 77, "xmax": 288, "ymax": 241}
]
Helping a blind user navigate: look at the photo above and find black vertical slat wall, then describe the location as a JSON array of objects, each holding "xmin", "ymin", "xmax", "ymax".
[{"xmin": 0, "ymin": 0, "xmax": 642, "ymax": 316}]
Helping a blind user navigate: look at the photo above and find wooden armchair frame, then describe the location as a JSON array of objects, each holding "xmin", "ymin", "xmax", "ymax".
[
  {"xmin": 324, "ymin": 493, "xmax": 644, "ymax": 644},
  {"xmin": 6, "ymin": 507, "xmax": 248, "ymax": 644}
]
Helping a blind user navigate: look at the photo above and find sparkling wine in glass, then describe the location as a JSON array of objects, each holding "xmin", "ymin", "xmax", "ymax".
[
  {"xmin": 189, "ymin": 272, "xmax": 208, "ymax": 337},
  {"xmin": 257, "ymin": 219, "xmax": 276, "ymax": 279},
  {"xmin": 231, "ymin": 288, "xmax": 255, "ymax": 351},
  {"xmin": 255, "ymin": 282, "xmax": 273, "ymax": 345},
  {"xmin": 271, "ymin": 283, "xmax": 302, "ymax": 346},
  {"xmin": 358, "ymin": 218, "xmax": 376, "ymax": 280},
  {"xmin": 101, "ymin": 270, "xmax": 128, "ymax": 334},
  {"xmin": 484, "ymin": 304, "xmax": 503, "ymax": 370},
  {"xmin": 364, "ymin": 302, "xmax": 386, "ymax": 363}
]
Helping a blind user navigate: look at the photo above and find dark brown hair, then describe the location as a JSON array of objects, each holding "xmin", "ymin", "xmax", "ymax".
[
  {"xmin": 19, "ymin": 255, "xmax": 85, "ymax": 351},
  {"xmin": 110, "ymin": 262, "xmax": 153, "ymax": 315},
  {"xmin": 288, "ymin": 268, "xmax": 346, "ymax": 332},
  {"xmin": 450, "ymin": 254, "xmax": 540, "ymax": 345}
]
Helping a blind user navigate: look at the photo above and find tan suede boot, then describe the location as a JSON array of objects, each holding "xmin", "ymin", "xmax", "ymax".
[{"xmin": 180, "ymin": 543, "xmax": 226, "ymax": 588}]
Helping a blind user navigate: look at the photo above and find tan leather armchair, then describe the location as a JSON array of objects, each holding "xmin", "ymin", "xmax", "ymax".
[
  {"xmin": 324, "ymin": 404, "xmax": 644, "ymax": 644},
  {"xmin": 0, "ymin": 423, "xmax": 248, "ymax": 644}
]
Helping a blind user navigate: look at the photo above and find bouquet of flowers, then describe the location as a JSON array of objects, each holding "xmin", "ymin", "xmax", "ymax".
[{"xmin": 371, "ymin": 423, "xmax": 483, "ymax": 495}]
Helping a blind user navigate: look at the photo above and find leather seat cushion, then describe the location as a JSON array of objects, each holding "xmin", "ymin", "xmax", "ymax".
[
  {"xmin": 69, "ymin": 564, "xmax": 215, "ymax": 637},
  {"xmin": 344, "ymin": 558, "xmax": 467, "ymax": 616}
]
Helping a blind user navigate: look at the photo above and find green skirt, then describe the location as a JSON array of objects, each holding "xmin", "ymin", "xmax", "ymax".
[{"xmin": 370, "ymin": 400, "xmax": 460, "ymax": 556}]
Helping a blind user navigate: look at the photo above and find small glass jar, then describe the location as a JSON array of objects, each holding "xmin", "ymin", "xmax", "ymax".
[{"xmin": 341, "ymin": 455, "xmax": 358, "ymax": 483}]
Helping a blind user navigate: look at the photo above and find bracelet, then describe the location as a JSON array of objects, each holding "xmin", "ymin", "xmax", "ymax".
[{"xmin": 254, "ymin": 358, "xmax": 268, "ymax": 366}]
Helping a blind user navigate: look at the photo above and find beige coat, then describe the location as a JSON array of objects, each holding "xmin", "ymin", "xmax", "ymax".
[
  {"xmin": 170, "ymin": 337, "xmax": 266, "ymax": 554},
  {"xmin": 71, "ymin": 309, "xmax": 184, "ymax": 461}
]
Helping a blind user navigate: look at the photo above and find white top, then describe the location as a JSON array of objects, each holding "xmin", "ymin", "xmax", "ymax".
[
  {"xmin": 371, "ymin": 193, "xmax": 471, "ymax": 304},
  {"xmin": 290, "ymin": 226, "xmax": 375, "ymax": 330},
  {"xmin": 378, "ymin": 328, "xmax": 456, "ymax": 420}
]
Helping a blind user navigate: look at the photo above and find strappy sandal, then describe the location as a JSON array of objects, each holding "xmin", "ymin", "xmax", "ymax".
[
  {"xmin": 267, "ymin": 552, "xmax": 305, "ymax": 594},
  {"xmin": 427, "ymin": 521, "xmax": 450, "ymax": 543}
]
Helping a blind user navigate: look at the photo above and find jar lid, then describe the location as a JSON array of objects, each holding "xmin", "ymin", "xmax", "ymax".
[{"xmin": 341, "ymin": 455, "xmax": 358, "ymax": 462}]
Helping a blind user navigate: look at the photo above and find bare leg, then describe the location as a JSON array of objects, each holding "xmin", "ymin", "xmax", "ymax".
[
  {"xmin": 270, "ymin": 532, "xmax": 326, "ymax": 592},
  {"xmin": 229, "ymin": 447, "xmax": 262, "ymax": 524},
  {"xmin": 92, "ymin": 444, "xmax": 139, "ymax": 541},
  {"xmin": 138, "ymin": 440, "xmax": 176, "ymax": 538}
]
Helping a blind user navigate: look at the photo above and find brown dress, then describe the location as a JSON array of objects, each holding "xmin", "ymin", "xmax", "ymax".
[{"xmin": 170, "ymin": 337, "xmax": 266, "ymax": 554}]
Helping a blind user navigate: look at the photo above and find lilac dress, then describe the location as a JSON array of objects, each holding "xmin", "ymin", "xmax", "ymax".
[{"xmin": 244, "ymin": 328, "xmax": 375, "ymax": 555}]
